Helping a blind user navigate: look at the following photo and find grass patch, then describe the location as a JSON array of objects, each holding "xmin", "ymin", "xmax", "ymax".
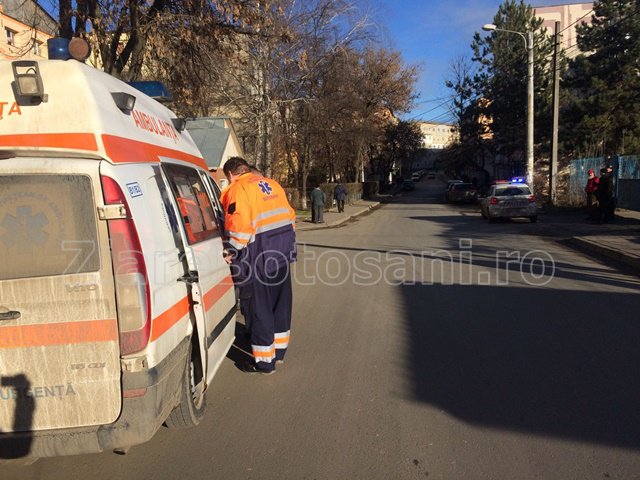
[{"xmin": 295, "ymin": 209, "xmax": 311, "ymax": 219}]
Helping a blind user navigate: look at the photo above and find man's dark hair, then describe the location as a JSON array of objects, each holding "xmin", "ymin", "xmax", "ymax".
[{"xmin": 223, "ymin": 157, "xmax": 251, "ymax": 176}]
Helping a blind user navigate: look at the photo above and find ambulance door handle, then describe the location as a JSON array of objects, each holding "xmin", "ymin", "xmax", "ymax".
[
  {"xmin": 0, "ymin": 310, "xmax": 21, "ymax": 321},
  {"xmin": 178, "ymin": 271, "xmax": 199, "ymax": 284}
]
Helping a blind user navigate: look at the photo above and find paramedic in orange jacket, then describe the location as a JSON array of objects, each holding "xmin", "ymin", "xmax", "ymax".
[{"xmin": 220, "ymin": 157, "xmax": 296, "ymax": 374}]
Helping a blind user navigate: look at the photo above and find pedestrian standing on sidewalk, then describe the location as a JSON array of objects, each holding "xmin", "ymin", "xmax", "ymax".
[
  {"xmin": 334, "ymin": 182, "xmax": 347, "ymax": 213},
  {"xmin": 310, "ymin": 185, "xmax": 326, "ymax": 223},
  {"xmin": 220, "ymin": 157, "xmax": 297, "ymax": 375},
  {"xmin": 594, "ymin": 167, "xmax": 614, "ymax": 224},
  {"xmin": 605, "ymin": 164, "xmax": 617, "ymax": 222},
  {"xmin": 584, "ymin": 169, "xmax": 599, "ymax": 220}
]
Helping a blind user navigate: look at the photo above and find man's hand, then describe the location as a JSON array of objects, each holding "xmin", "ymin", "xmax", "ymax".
[{"xmin": 223, "ymin": 249, "xmax": 234, "ymax": 264}]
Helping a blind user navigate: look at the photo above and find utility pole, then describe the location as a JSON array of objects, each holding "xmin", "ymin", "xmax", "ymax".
[
  {"xmin": 526, "ymin": 30, "xmax": 534, "ymax": 189},
  {"xmin": 549, "ymin": 21, "xmax": 561, "ymax": 206},
  {"xmin": 482, "ymin": 24, "xmax": 535, "ymax": 186}
]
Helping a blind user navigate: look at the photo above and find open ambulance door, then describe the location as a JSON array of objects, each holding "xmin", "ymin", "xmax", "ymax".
[{"xmin": 159, "ymin": 160, "xmax": 235, "ymax": 392}]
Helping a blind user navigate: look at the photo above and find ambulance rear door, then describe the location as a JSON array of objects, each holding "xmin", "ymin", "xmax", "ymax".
[{"xmin": 0, "ymin": 158, "xmax": 122, "ymax": 432}]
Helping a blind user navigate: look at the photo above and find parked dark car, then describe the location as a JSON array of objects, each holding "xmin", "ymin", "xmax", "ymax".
[
  {"xmin": 446, "ymin": 182, "xmax": 478, "ymax": 203},
  {"xmin": 402, "ymin": 179, "xmax": 415, "ymax": 191}
]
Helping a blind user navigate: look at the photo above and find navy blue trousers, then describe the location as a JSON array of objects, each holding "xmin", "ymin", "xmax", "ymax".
[{"xmin": 250, "ymin": 264, "xmax": 293, "ymax": 371}]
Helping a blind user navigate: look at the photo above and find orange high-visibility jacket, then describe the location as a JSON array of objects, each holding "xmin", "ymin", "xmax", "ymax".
[{"xmin": 220, "ymin": 172, "xmax": 296, "ymax": 281}]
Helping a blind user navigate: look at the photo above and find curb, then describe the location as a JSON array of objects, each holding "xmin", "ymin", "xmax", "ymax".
[
  {"xmin": 569, "ymin": 236, "xmax": 640, "ymax": 271},
  {"xmin": 297, "ymin": 202, "xmax": 381, "ymax": 231},
  {"xmin": 329, "ymin": 205, "xmax": 377, "ymax": 227}
]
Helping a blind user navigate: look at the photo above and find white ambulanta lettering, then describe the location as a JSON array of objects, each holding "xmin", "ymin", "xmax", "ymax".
[
  {"xmin": 131, "ymin": 109, "xmax": 178, "ymax": 144},
  {"xmin": 0, "ymin": 101, "xmax": 22, "ymax": 119}
]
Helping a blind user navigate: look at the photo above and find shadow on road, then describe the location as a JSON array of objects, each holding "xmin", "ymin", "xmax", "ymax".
[
  {"xmin": 0, "ymin": 374, "xmax": 35, "ymax": 459},
  {"xmin": 226, "ymin": 321, "xmax": 258, "ymax": 373},
  {"xmin": 300, "ymin": 241, "xmax": 640, "ymax": 291},
  {"xmin": 399, "ymin": 283, "xmax": 640, "ymax": 450}
]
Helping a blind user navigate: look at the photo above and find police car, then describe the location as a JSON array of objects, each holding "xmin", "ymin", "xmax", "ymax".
[{"xmin": 480, "ymin": 177, "xmax": 538, "ymax": 223}]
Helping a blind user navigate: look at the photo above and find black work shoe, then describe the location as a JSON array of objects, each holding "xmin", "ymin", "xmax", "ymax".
[{"xmin": 240, "ymin": 362, "xmax": 275, "ymax": 375}]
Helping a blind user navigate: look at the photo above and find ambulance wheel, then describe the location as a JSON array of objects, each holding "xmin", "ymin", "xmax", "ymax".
[{"xmin": 165, "ymin": 341, "xmax": 206, "ymax": 429}]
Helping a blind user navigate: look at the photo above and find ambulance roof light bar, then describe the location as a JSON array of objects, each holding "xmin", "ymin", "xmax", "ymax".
[
  {"xmin": 127, "ymin": 81, "xmax": 173, "ymax": 103},
  {"xmin": 12, "ymin": 61, "xmax": 47, "ymax": 103}
]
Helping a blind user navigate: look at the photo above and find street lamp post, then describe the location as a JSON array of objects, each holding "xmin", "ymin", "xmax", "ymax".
[{"xmin": 483, "ymin": 24, "xmax": 534, "ymax": 187}]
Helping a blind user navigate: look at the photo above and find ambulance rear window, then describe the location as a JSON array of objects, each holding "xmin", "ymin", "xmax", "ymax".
[
  {"xmin": 163, "ymin": 164, "xmax": 219, "ymax": 244},
  {"xmin": 0, "ymin": 175, "xmax": 100, "ymax": 280}
]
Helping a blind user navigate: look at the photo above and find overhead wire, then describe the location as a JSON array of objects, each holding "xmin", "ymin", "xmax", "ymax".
[
  {"xmin": 544, "ymin": 5, "xmax": 640, "ymax": 67},
  {"xmin": 418, "ymin": 6, "xmax": 640, "ymax": 140},
  {"xmin": 412, "ymin": 7, "xmax": 620, "ymax": 125}
]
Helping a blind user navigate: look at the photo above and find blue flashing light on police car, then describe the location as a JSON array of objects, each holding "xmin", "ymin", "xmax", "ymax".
[{"xmin": 510, "ymin": 177, "xmax": 526, "ymax": 184}]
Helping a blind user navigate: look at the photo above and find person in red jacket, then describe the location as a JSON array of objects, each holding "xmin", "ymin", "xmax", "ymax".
[
  {"xmin": 220, "ymin": 157, "xmax": 296, "ymax": 374},
  {"xmin": 584, "ymin": 169, "xmax": 599, "ymax": 220}
]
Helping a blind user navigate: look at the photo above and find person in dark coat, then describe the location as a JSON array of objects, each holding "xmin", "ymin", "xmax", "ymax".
[
  {"xmin": 310, "ymin": 186, "xmax": 326, "ymax": 223},
  {"xmin": 594, "ymin": 167, "xmax": 614, "ymax": 224},
  {"xmin": 604, "ymin": 164, "xmax": 617, "ymax": 221},
  {"xmin": 334, "ymin": 183, "xmax": 347, "ymax": 213}
]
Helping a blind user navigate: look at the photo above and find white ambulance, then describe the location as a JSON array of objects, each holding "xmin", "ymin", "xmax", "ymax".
[{"xmin": 0, "ymin": 58, "xmax": 237, "ymax": 458}]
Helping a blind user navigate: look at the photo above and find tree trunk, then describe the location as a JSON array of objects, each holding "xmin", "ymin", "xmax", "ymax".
[{"xmin": 59, "ymin": 0, "xmax": 73, "ymax": 38}]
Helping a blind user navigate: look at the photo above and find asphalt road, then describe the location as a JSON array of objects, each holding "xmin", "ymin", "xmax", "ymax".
[{"xmin": 6, "ymin": 179, "xmax": 640, "ymax": 479}]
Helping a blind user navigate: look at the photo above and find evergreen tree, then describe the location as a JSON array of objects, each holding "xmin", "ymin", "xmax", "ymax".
[
  {"xmin": 469, "ymin": 0, "xmax": 553, "ymax": 170},
  {"xmin": 563, "ymin": 0, "xmax": 640, "ymax": 157}
]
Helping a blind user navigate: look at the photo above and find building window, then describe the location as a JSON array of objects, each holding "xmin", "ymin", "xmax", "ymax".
[{"xmin": 5, "ymin": 28, "xmax": 17, "ymax": 46}]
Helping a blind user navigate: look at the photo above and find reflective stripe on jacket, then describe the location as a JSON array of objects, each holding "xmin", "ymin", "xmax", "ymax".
[{"xmin": 220, "ymin": 173, "xmax": 296, "ymax": 282}]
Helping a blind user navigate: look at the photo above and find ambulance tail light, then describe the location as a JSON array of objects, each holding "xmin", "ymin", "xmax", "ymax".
[{"xmin": 100, "ymin": 175, "xmax": 151, "ymax": 355}]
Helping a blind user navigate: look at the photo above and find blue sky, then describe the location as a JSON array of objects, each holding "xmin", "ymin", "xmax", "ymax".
[{"xmin": 369, "ymin": 0, "xmax": 573, "ymax": 123}]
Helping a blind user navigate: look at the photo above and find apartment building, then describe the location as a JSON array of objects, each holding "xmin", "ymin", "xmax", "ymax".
[
  {"xmin": 417, "ymin": 121, "xmax": 457, "ymax": 150},
  {"xmin": 1, "ymin": 0, "xmax": 56, "ymax": 60},
  {"xmin": 535, "ymin": 2, "xmax": 593, "ymax": 58}
]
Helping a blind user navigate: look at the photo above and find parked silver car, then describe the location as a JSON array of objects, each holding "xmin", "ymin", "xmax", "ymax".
[{"xmin": 480, "ymin": 182, "xmax": 538, "ymax": 222}]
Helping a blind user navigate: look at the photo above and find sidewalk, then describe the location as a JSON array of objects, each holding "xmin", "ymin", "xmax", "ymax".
[
  {"xmin": 537, "ymin": 207, "xmax": 640, "ymax": 271},
  {"xmin": 295, "ymin": 199, "xmax": 382, "ymax": 231}
]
